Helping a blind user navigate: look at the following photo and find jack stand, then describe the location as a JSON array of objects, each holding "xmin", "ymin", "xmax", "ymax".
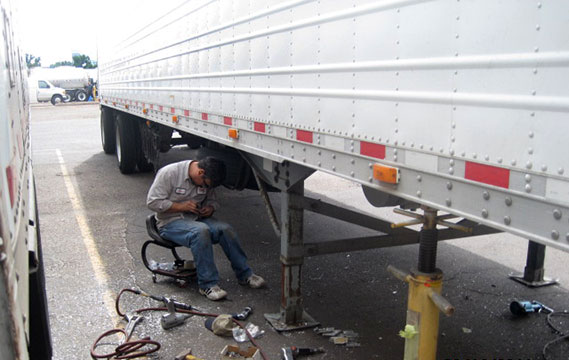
[
  {"xmin": 389, "ymin": 207, "xmax": 455, "ymax": 360},
  {"xmin": 509, "ymin": 240, "xmax": 558, "ymax": 287},
  {"xmin": 264, "ymin": 181, "xmax": 319, "ymax": 332}
]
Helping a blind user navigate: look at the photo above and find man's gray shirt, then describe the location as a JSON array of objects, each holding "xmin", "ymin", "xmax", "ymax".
[{"xmin": 147, "ymin": 160, "xmax": 219, "ymax": 228}]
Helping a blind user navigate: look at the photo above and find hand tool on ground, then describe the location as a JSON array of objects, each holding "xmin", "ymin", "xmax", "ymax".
[
  {"xmin": 122, "ymin": 312, "xmax": 144, "ymax": 344},
  {"xmin": 161, "ymin": 298, "xmax": 192, "ymax": 329},
  {"xmin": 280, "ymin": 346, "xmax": 325, "ymax": 360},
  {"xmin": 510, "ymin": 300, "xmax": 554, "ymax": 315}
]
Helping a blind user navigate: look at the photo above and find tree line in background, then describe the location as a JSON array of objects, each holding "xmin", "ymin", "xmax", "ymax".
[{"xmin": 25, "ymin": 53, "xmax": 97, "ymax": 69}]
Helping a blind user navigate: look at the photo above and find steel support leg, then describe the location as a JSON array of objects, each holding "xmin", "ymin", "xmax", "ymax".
[
  {"xmin": 509, "ymin": 240, "xmax": 558, "ymax": 287},
  {"xmin": 264, "ymin": 181, "xmax": 319, "ymax": 331}
]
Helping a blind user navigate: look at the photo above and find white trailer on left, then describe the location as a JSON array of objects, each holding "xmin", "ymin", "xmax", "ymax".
[{"xmin": 0, "ymin": 0, "xmax": 52, "ymax": 358}]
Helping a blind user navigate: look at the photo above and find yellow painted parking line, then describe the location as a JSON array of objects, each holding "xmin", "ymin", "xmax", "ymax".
[{"xmin": 55, "ymin": 149, "xmax": 117, "ymax": 320}]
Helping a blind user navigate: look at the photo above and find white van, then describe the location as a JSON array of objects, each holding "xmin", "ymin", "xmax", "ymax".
[{"xmin": 36, "ymin": 79, "xmax": 67, "ymax": 105}]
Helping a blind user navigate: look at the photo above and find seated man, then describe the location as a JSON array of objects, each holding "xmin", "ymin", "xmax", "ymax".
[{"xmin": 146, "ymin": 157, "xmax": 265, "ymax": 300}]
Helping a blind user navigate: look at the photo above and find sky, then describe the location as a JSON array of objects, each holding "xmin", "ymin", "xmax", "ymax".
[
  {"xmin": 15, "ymin": 0, "xmax": 175, "ymax": 67},
  {"xmin": 17, "ymin": 0, "xmax": 99, "ymax": 66}
]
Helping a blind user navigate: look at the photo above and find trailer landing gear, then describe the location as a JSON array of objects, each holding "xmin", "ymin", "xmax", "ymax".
[{"xmin": 509, "ymin": 240, "xmax": 558, "ymax": 287}]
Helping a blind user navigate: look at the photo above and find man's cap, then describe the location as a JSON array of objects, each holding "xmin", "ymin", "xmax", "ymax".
[{"xmin": 204, "ymin": 314, "xmax": 236, "ymax": 336}]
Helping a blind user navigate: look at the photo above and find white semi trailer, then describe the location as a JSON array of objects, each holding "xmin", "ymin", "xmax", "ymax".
[
  {"xmin": 0, "ymin": 0, "xmax": 52, "ymax": 358},
  {"xmin": 98, "ymin": 1, "xmax": 569, "ymax": 358}
]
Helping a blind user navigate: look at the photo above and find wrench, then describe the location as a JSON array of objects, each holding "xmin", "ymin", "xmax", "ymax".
[{"xmin": 122, "ymin": 312, "xmax": 144, "ymax": 344}]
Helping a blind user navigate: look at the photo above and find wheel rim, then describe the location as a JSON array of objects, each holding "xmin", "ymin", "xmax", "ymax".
[{"xmin": 78, "ymin": 92, "xmax": 86, "ymax": 101}]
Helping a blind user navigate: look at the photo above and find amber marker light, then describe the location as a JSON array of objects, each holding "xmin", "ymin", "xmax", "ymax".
[
  {"xmin": 143, "ymin": 108, "xmax": 148, "ymax": 114},
  {"xmin": 228, "ymin": 128, "xmax": 239, "ymax": 139},
  {"xmin": 172, "ymin": 116, "xmax": 178, "ymax": 123},
  {"xmin": 125, "ymin": 104, "xmax": 129, "ymax": 109},
  {"xmin": 373, "ymin": 163, "xmax": 400, "ymax": 184}
]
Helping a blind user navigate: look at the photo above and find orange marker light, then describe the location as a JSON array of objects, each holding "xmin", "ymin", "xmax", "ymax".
[
  {"xmin": 143, "ymin": 108, "xmax": 148, "ymax": 114},
  {"xmin": 172, "ymin": 116, "xmax": 178, "ymax": 123},
  {"xmin": 228, "ymin": 128, "xmax": 239, "ymax": 139},
  {"xmin": 373, "ymin": 163, "xmax": 400, "ymax": 184},
  {"xmin": 125, "ymin": 104, "xmax": 129, "ymax": 109}
]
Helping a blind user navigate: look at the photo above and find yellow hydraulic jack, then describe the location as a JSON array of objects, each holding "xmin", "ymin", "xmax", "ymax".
[{"xmin": 388, "ymin": 207, "xmax": 462, "ymax": 360}]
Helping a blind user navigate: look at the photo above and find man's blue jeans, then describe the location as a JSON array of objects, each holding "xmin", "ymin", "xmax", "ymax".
[{"xmin": 159, "ymin": 217, "xmax": 253, "ymax": 289}]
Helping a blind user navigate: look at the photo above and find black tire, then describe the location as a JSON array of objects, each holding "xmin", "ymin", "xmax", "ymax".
[
  {"xmin": 62, "ymin": 94, "xmax": 71, "ymax": 103},
  {"xmin": 101, "ymin": 108, "xmax": 116, "ymax": 154},
  {"xmin": 29, "ymin": 184, "xmax": 53, "ymax": 359},
  {"xmin": 50, "ymin": 94, "xmax": 63, "ymax": 105},
  {"xmin": 115, "ymin": 113, "xmax": 138, "ymax": 174},
  {"xmin": 76, "ymin": 90, "xmax": 87, "ymax": 102}
]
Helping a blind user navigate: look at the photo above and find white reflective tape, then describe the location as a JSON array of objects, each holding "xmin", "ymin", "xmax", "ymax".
[
  {"xmin": 546, "ymin": 178, "xmax": 569, "ymax": 205},
  {"xmin": 323, "ymin": 135, "xmax": 345, "ymax": 151},
  {"xmin": 405, "ymin": 151, "xmax": 438, "ymax": 172}
]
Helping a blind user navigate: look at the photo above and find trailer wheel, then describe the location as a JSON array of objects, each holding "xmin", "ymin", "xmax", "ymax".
[
  {"xmin": 115, "ymin": 113, "xmax": 137, "ymax": 174},
  {"xmin": 50, "ymin": 95, "xmax": 63, "ymax": 105},
  {"xmin": 76, "ymin": 90, "xmax": 88, "ymax": 102},
  {"xmin": 100, "ymin": 107, "xmax": 116, "ymax": 154},
  {"xmin": 62, "ymin": 94, "xmax": 71, "ymax": 103}
]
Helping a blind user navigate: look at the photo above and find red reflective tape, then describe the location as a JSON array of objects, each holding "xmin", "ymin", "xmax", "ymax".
[
  {"xmin": 224, "ymin": 116, "xmax": 232, "ymax": 125},
  {"xmin": 202, "ymin": 113, "xmax": 208, "ymax": 120},
  {"xmin": 184, "ymin": 110, "xmax": 190, "ymax": 116},
  {"xmin": 5, "ymin": 165, "xmax": 14, "ymax": 207},
  {"xmin": 150, "ymin": 104, "xmax": 154, "ymax": 110},
  {"xmin": 254, "ymin": 122, "xmax": 265, "ymax": 133},
  {"xmin": 465, "ymin": 162, "xmax": 510, "ymax": 189},
  {"xmin": 159, "ymin": 105, "xmax": 163, "ymax": 111},
  {"xmin": 170, "ymin": 107, "xmax": 175, "ymax": 114},
  {"xmin": 360, "ymin": 141, "xmax": 386, "ymax": 159},
  {"xmin": 296, "ymin": 130, "xmax": 313, "ymax": 143}
]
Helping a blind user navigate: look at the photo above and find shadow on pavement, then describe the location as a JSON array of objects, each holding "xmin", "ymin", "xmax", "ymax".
[{"xmin": 70, "ymin": 146, "xmax": 569, "ymax": 360}]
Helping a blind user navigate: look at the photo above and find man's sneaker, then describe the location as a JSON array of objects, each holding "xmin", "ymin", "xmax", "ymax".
[
  {"xmin": 199, "ymin": 285, "xmax": 227, "ymax": 301},
  {"xmin": 239, "ymin": 274, "xmax": 266, "ymax": 289}
]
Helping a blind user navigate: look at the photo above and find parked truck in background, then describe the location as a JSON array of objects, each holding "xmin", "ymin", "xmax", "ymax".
[
  {"xmin": 0, "ymin": 0, "xmax": 52, "ymax": 358},
  {"xmin": 98, "ymin": 1, "xmax": 569, "ymax": 358},
  {"xmin": 30, "ymin": 67, "xmax": 94, "ymax": 104}
]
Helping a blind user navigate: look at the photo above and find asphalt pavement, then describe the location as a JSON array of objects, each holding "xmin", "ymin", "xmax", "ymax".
[{"xmin": 31, "ymin": 103, "xmax": 569, "ymax": 360}]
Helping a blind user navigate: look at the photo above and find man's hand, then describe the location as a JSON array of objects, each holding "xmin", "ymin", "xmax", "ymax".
[
  {"xmin": 168, "ymin": 200, "xmax": 200, "ymax": 214},
  {"xmin": 198, "ymin": 205, "xmax": 215, "ymax": 218}
]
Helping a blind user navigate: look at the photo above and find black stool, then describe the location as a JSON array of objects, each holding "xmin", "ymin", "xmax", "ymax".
[{"xmin": 142, "ymin": 214, "xmax": 196, "ymax": 283}]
